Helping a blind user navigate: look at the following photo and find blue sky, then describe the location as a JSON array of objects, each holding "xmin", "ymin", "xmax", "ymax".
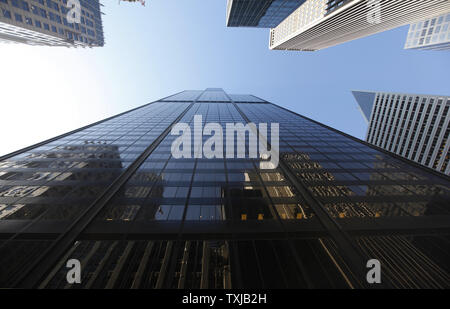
[{"xmin": 0, "ymin": 0, "xmax": 449, "ymax": 157}]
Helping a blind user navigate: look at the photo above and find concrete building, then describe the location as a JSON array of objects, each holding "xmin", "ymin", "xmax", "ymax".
[
  {"xmin": 353, "ymin": 90, "xmax": 450, "ymax": 175},
  {"xmin": 404, "ymin": 12, "xmax": 450, "ymax": 50},
  {"xmin": 0, "ymin": 0, "xmax": 104, "ymax": 47},
  {"xmin": 269, "ymin": 0, "xmax": 450, "ymax": 51}
]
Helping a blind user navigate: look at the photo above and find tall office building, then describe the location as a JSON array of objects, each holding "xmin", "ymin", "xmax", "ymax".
[
  {"xmin": 1, "ymin": 88, "xmax": 449, "ymax": 289},
  {"xmin": 226, "ymin": 0, "xmax": 305, "ymax": 28},
  {"xmin": 404, "ymin": 12, "xmax": 450, "ymax": 50},
  {"xmin": 269, "ymin": 0, "xmax": 450, "ymax": 51},
  {"xmin": 0, "ymin": 0, "xmax": 104, "ymax": 47},
  {"xmin": 353, "ymin": 90, "xmax": 450, "ymax": 175}
]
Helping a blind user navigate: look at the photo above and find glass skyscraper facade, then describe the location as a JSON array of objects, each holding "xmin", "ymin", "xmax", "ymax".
[
  {"xmin": 226, "ymin": 0, "xmax": 305, "ymax": 28},
  {"xmin": 0, "ymin": 88, "xmax": 449, "ymax": 289}
]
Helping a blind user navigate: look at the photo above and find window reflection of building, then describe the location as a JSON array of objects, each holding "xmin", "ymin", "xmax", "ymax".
[
  {"xmin": 283, "ymin": 151, "xmax": 449, "ymax": 219},
  {"xmin": 283, "ymin": 153, "xmax": 450, "ymax": 288},
  {"xmin": 0, "ymin": 142, "xmax": 123, "ymax": 220},
  {"xmin": 100, "ymin": 172, "xmax": 164, "ymax": 222},
  {"xmin": 41, "ymin": 239, "xmax": 232, "ymax": 289},
  {"xmin": 283, "ymin": 152, "xmax": 372, "ymax": 219}
]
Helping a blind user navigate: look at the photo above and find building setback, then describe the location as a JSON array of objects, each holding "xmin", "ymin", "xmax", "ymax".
[
  {"xmin": 269, "ymin": 0, "xmax": 450, "ymax": 51},
  {"xmin": 0, "ymin": 0, "xmax": 104, "ymax": 47},
  {"xmin": 405, "ymin": 12, "xmax": 450, "ymax": 50},
  {"xmin": 0, "ymin": 89, "xmax": 449, "ymax": 289},
  {"xmin": 353, "ymin": 90, "xmax": 450, "ymax": 175},
  {"xmin": 226, "ymin": 0, "xmax": 305, "ymax": 28}
]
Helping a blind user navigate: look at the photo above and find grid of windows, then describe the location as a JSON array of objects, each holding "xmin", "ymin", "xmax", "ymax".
[
  {"xmin": 405, "ymin": 13, "xmax": 450, "ymax": 50},
  {"xmin": 362, "ymin": 92, "xmax": 450, "ymax": 175},
  {"xmin": 227, "ymin": 0, "xmax": 306, "ymax": 28},
  {"xmin": 325, "ymin": 0, "xmax": 351, "ymax": 14},
  {"xmin": 0, "ymin": 89, "xmax": 449, "ymax": 289},
  {"xmin": 0, "ymin": 0, "xmax": 104, "ymax": 47},
  {"xmin": 269, "ymin": 0, "xmax": 327, "ymax": 48},
  {"xmin": 269, "ymin": 0, "xmax": 450, "ymax": 51}
]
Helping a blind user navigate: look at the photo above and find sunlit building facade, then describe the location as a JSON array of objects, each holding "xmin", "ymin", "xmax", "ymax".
[
  {"xmin": 0, "ymin": 89, "xmax": 449, "ymax": 289},
  {"xmin": 353, "ymin": 90, "xmax": 450, "ymax": 175},
  {"xmin": 405, "ymin": 12, "xmax": 450, "ymax": 50},
  {"xmin": 226, "ymin": 0, "xmax": 305, "ymax": 28},
  {"xmin": 0, "ymin": 0, "xmax": 104, "ymax": 47},
  {"xmin": 269, "ymin": 0, "xmax": 450, "ymax": 51}
]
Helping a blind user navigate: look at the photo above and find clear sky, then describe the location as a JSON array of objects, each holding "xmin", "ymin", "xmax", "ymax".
[{"xmin": 0, "ymin": 0, "xmax": 449, "ymax": 157}]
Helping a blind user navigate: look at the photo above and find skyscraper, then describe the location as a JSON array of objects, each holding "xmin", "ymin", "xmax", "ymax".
[
  {"xmin": 0, "ymin": 88, "xmax": 449, "ymax": 289},
  {"xmin": 404, "ymin": 12, "xmax": 450, "ymax": 50},
  {"xmin": 226, "ymin": 0, "xmax": 305, "ymax": 28},
  {"xmin": 353, "ymin": 90, "xmax": 450, "ymax": 175},
  {"xmin": 0, "ymin": 0, "xmax": 104, "ymax": 47},
  {"xmin": 269, "ymin": 0, "xmax": 450, "ymax": 51}
]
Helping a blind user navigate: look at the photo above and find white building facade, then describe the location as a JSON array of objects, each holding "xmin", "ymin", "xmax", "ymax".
[
  {"xmin": 269, "ymin": 0, "xmax": 450, "ymax": 51},
  {"xmin": 404, "ymin": 12, "xmax": 450, "ymax": 50},
  {"xmin": 353, "ymin": 91, "xmax": 450, "ymax": 175}
]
